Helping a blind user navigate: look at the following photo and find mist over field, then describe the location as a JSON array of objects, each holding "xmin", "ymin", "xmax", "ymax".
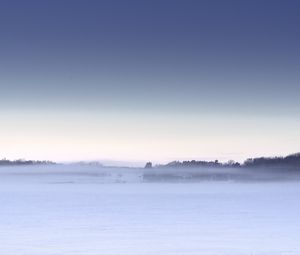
[
  {"xmin": 0, "ymin": 165, "xmax": 299, "ymax": 254},
  {"xmin": 2, "ymin": 162, "xmax": 300, "ymax": 183}
]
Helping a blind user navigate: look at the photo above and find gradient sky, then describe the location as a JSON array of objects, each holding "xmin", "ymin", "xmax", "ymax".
[{"xmin": 1, "ymin": 0, "xmax": 300, "ymax": 164}]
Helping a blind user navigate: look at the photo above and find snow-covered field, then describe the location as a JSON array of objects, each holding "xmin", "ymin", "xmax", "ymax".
[{"xmin": 0, "ymin": 166, "xmax": 300, "ymax": 255}]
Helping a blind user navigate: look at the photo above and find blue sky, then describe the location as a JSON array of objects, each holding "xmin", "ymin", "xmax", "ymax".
[{"xmin": 0, "ymin": 0, "xmax": 300, "ymax": 164}]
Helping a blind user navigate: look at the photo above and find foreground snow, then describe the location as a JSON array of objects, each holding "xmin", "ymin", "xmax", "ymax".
[{"xmin": 0, "ymin": 166, "xmax": 300, "ymax": 254}]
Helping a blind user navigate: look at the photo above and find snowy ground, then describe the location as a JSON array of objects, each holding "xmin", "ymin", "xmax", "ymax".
[{"xmin": 0, "ymin": 166, "xmax": 300, "ymax": 255}]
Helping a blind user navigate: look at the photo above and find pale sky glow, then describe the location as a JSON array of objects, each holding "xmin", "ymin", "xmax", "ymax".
[
  {"xmin": 1, "ymin": 1, "xmax": 300, "ymax": 164},
  {"xmin": 1, "ymin": 109, "xmax": 299, "ymax": 164}
]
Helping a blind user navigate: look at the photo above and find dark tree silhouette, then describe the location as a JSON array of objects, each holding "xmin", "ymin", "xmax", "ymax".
[{"xmin": 144, "ymin": 162, "xmax": 153, "ymax": 169}]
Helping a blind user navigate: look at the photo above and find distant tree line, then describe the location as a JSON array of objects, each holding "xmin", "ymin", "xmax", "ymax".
[
  {"xmin": 0, "ymin": 158, "xmax": 55, "ymax": 166},
  {"xmin": 243, "ymin": 153, "xmax": 300, "ymax": 169},
  {"xmin": 148, "ymin": 153, "xmax": 300, "ymax": 170},
  {"xmin": 155, "ymin": 159, "xmax": 240, "ymax": 168}
]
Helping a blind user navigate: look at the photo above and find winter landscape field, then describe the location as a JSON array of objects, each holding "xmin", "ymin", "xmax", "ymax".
[
  {"xmin": 2, "ymin": 0, "xmax": 300, "ymax": 254},
  {"xmin": 1, "ymin": 166, "xmax": 300, "ymax": 255}
]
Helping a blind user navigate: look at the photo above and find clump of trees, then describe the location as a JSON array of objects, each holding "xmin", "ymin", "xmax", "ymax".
[
  {"xmin": 244, "ymin": 153, "xmax": 300, "ymax": 168},
  {"xmin": 161, "ymin": 159, "xmax": 240, "ymax": 168},
  {"xmin": 0, "ymin": 158, "xmax": 55, "ymax": 166}
]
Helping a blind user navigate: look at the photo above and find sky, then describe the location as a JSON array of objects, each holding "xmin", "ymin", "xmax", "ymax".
[{"xmin": 0, "ymin": 0, "xmax": 300, "ymax": 165}]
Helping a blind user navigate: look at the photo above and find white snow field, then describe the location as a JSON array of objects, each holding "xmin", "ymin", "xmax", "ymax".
[{"xmin": 0, "ymin": 166, "xmax": 300, "ymax": 255}]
